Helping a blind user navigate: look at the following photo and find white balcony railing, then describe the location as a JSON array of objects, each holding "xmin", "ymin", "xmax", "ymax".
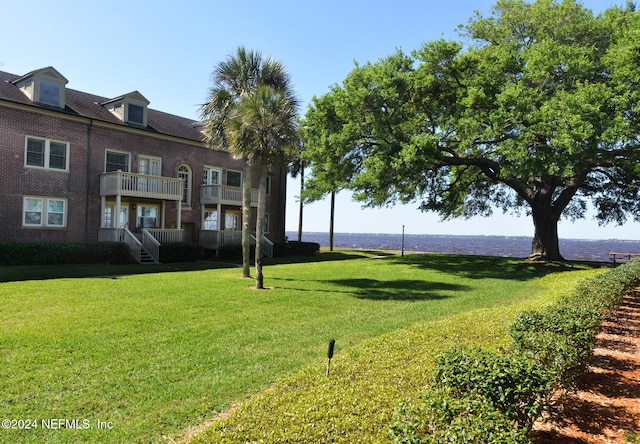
[
  {"xmin": 101, "ymin": 171, "xmax": 183, "ymax": 200},
  {"xmin": 200, "ymin": 185, "xmax": 259, "ymax": 206},
  {"xmin": 146, "ymin": 228, "xmax": 184, "ymax": 244}
]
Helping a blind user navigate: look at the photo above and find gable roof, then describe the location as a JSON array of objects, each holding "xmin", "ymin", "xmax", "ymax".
[
  {"xmin": 0, "ymin": 68, "xmax": 203, "ymax": 143},
  {"xmin": 11, "ymin": 66, "xmax": 69, "ymax": 86}
]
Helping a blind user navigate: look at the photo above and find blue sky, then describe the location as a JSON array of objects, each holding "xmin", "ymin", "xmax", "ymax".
[{"xmin": 2, "ymin": 0, "xmax": 638, "ymax": 240}]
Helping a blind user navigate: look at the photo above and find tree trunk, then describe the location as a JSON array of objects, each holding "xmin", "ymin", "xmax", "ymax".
[
  {"xmin": 242, "ymin": 159, "xmax": 252, "ymax": 278},
  {"xmin": 329, "ymin": 191, "xmax": 335, "ymax": 252},
  {"xmin": 297, "ymin": 165, "xmax": 304, "ymax": 242},
  {"xmin": 530, "ymin": 205, "xmax": 564, "ymax": 261},
  {"xmin": 255, "ymin": 162, "xmax": 269, "ymax": 289}
]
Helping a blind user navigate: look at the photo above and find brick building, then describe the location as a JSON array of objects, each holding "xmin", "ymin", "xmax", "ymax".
[{"xmin": 0, "ymin": 67, "xmax": 287, "ymax": 262}]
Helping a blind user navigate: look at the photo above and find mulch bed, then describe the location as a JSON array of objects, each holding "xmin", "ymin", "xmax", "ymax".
[{"xmin": 532, "ymin": 290, "xmax": 640, "ymax": 443}]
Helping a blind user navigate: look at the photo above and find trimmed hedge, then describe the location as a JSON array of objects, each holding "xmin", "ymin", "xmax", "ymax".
[
  {"xmin": 217, "ymin": 240, "xmax": 320, "ymax": 260},
  {"xmin": 391, "ymin": 387, "xmax": 530, "ymax": 444},
  {"xmin": 159, "ymin": 242, "xmax": 205, "ymax": 263},
  {"xmin": 0, "ymin": 242, "xmax": 135, "ymax": 266},
  {"xmin": 433, "ymin": 347, "xmax": 552, "ymax": 430},
  {"xmin": 217, "ymin": 244, "xmax": 254, "ymax": 260},
  {"xmin": 287, "ymin": 241, "xmax": 320, "ymax": 256},
  {"xmin": 509, "ymin": 306, "xmax": 601, "ymax": 390},
  {"xmin": 391, "ymin": 258, "xmax": 640, "ymax": 443}
]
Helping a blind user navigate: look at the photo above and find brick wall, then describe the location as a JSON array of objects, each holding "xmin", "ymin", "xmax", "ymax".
[{"xmin": 0, "ymin": 104, "xmax": 287, "ymax": 244}]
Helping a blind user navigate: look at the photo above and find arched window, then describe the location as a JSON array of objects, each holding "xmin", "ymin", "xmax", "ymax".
[{"xmin": 178, "ymin": 164, "xmax": 192, "ymax": 207}]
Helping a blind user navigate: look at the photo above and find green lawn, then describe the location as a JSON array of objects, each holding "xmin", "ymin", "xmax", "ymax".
[{"xmin": 0, "ymin": 253, "xmax": 601, "ymax": 443}]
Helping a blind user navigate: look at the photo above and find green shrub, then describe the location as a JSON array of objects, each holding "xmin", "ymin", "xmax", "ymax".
[
  {"xmin": 0, "ymin": 242, "xmax": 134, "ymax": 266},
  {"xmin": 287, "ymin": 241, "xmax": 320, "ymax": 255},
  {"xmin": 625, "ymin": 431, "xmax": 640, "ymax": 443},
  {"xmin": 433, "ymin": 347, "xmax": 553, "ymax": 430},
  {"xmin": 217, "ymin": 244, "xmax": 255, "ymax": 260},
  {"xmin": 510, "ymin": 306, "xmax": 601, "ymax": 390},
  {"xmin": 561, "ymin": 258, "xmax": 640, "ymax": 314},
  {"xmin": 159, "ymin": 242, "xmax": 205, "ymax": 263},
  {"xmin": 390, "ymin": 387, "xmax": 532, "ymax": 444},
  {"xmin": 272, "ymin": 241, "xmax": 290, "ymax": 257}
]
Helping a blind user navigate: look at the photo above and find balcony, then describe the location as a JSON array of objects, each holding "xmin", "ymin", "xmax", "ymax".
[
  {"xmin": 200, "ymin": 184, "xmax": 258, "ymax": 207},
  {"xmin": 100, "ymin": 171, "xmax": 183, "ymax": 201}
]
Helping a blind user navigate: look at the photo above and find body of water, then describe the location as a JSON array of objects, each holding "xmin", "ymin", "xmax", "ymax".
[{"xmin": 287, "ymin": 232, "xmax": 640, "ymax": 263}]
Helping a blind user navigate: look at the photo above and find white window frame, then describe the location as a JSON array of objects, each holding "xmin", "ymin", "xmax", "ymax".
[
  {"xmin": 22, "ymin": 196, "xmax": 67, "ymax": 228},
  {"xmin": 203, "ymin": 208, "xmax": 218, "ymax": 230},
  {"xmin": 137, "ymin": 204, "xmax": 160, "ymax": 228},
  {"xmin": 24, "ymin": 136, "xmax": 69, "ymax": 171},
  {"xmin": 264, "ymin": 213, "xmax": 270, "ymax": 234},
  {"xmin": 226, "ymin": 170, "xmax": 242, "ymax": 188},
  {"xmin": 202, "ymin": 166, "xmax": 221, "ymax": 185},
  {"xmin": 105, "ymin": 149, "xmax": 131, "ymax": 172},
  {"xmin": 178, "ymin": 164, "xmax": 192, "ymax": 208},
  {"xmin": 138, "ymin": 155, "xmax": 162, "ymax": 176},
  {"xmin": 224, "ymin": 210, "xmax": 241, "ymax": 231}
]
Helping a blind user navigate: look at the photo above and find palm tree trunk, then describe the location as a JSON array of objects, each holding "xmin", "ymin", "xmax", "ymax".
[
  {"xmin": 255, "ymin": 162, "xmax": 269, "ymax": 289},
  {"xmin": 242, "ymin": 158, "xmax": 252, "ymax": 277}
]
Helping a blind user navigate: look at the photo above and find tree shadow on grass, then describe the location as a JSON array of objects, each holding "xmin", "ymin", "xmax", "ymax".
[
  {"xmin": 388, "ymin": 253, "xmax": 591, "ymax": 281},
  {"xmin": 321, "ymin": 277, "xmax": 468, "ymax": 301}
]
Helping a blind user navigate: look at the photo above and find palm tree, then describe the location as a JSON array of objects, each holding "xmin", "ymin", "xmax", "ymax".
[
  {"xmin": 201, "ymin": 47, "xmax": 295, "ymax": 278},
  {"xmin": 228, "ymin": 85, "xmax": 299, "ymax": 288}
]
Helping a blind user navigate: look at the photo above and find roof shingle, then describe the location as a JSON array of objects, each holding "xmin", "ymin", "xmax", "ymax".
[{"xmin": 0, "ymin": 69, "xmax": 203, "ymax": 143}]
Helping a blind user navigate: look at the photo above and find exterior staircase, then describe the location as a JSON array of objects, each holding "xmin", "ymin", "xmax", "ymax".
[{"xmin": 139, "ymin": 248, "xmax": 159, "ymax": 264}]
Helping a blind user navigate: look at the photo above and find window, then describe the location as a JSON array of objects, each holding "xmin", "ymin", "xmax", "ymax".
[
  {"xmin": 127, "ymin": 103, "xmax": 144, "ymax": 124},
  {"xmin": 101, "ymin": 92, "xmax": 149, "ymax": 126},
  {"xmin": 138, "ymin": 156, "xmax": 161, "ymax": 175},
  {"xmin": 105, "ymin": 150, "xmax": 130, "ymax": 172},
  {"xmin": 226, "ymin": 170, "xmax": 242, "ymax": 187},
  {"xmin": 224, "ymin": 211, "xmax": 241, "ymax": 230},
  {"xmin": 25, "ymin": 137, "xmax": 69, "ymax": 171},
  {"xmin": 178, "ymin": 164, "xmax": 192, "ymax": 207},
  {"xmin": 103, "ymin": 204, "xmax": 128, "ymax": 228},
  {"xmin": 266, "ymin": 176, "xmax": 272, "ymax": 195},
  {"xmin": 137, "ymin": 205, "xmax": 158, "ymax": 228},
  {"xmin": 203, "ymin": 209, "xmax": 218, "ymax": 230},
  {"xmin": 202, "ymin": 167, "xmax": 221, "ymax": 185},
  {"xmin": 263, "ymin": 213, "xmax": 270, "ymax": 233},
  {"xmin": 39, "ymin": 81, "xmax": 61, "ymax": 106},
  {"xmin": 12, "ymin": 67, "xmax": 68, "ymax": 108},
  {"xmin": 23, "ymin": 197, "xmax": 67, "ymax": 228}
]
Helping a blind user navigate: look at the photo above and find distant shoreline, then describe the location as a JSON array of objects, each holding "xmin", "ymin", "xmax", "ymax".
[
  {"xmin": 289, "ymin": 231, "xmax": 640, "ymax": 243},
  {"xmin": 286, "ymin": 232, "xmax": 640, "ymax": 262}
]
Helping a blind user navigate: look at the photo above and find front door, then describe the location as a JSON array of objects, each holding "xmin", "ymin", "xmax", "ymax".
[
  {"xmin": 224, "ymin": 211, "xmax": 241, "ymax": 231},
  {"xmin": 103, "ymin": 203, "xmax": 129, "ymax": 228}
]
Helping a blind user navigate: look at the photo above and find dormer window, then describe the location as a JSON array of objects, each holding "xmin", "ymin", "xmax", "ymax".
[
  {"xmin": 39, "ymin": 81, "xmax": 62, "ymax": 106},
  {"xmin": 12, "ymin": 67, "xmax": 68, "ymax": 108},
  {"xmin": 101, "ymin": 91, "xmax": 149, "ymax": 127},
  {"xmin": 128, "ymin": 103, "xmax": 144, "ymax": 124}
]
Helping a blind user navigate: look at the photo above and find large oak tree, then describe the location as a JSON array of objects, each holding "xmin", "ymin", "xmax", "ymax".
[{"xmin": 303, "ymin": 0, "xmax": 640, "ymax": 260}]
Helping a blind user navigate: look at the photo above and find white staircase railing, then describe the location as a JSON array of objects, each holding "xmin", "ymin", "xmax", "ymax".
[
  {"xmin": 251, "ymin": 234, "xmax": 274, "ymax": 258},
  {"xmin": 98, "ymin": 227, "xmax": 143, "ymax": 263},
  {"xmin": 141, "ymin": 229, "xmax": 161, "ymax": 264}
]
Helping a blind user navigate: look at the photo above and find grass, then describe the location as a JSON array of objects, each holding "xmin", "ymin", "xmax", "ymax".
[{"xmin": 0, "ymin": 253, "xmax": 602, "ymax": 443}]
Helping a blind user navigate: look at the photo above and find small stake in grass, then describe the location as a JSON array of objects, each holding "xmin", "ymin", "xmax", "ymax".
[{"xmin": 326, "ymin": 339, "xmax": 336, "ymax": 376}]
